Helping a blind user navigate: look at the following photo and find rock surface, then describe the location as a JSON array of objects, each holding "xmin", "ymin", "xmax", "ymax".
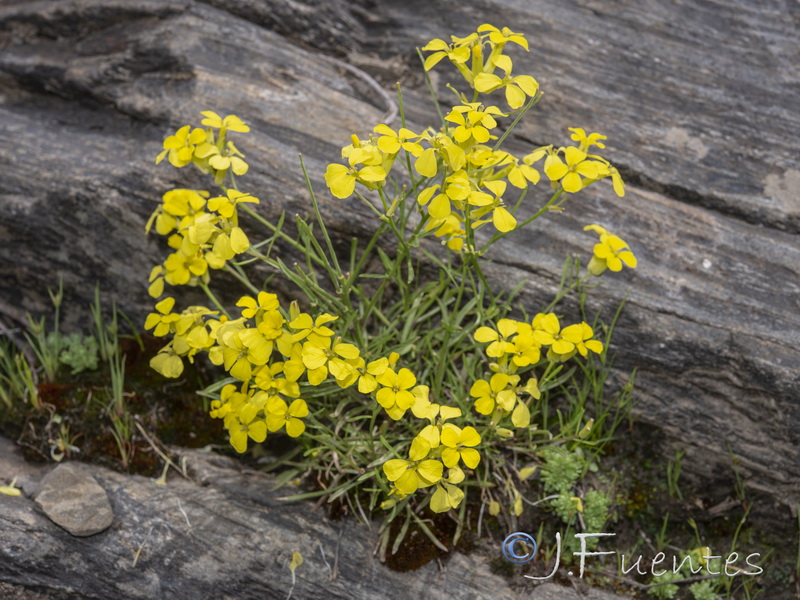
[
  {"xmin": 0, "ymin": 0, "xmax": 797, "ymax": 584},
  {"xmin": 0, "ymin": 437, "xmax": 631, "ymax": 600},
  {"xmin": 531, "ymin": 583, "xmax": 626, "ymax": 600},
  {"xmin": 34, "ymin": 462, "xmax": 113, "ymax": 537}
]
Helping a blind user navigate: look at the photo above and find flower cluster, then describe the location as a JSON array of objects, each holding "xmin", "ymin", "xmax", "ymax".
[
  {"xmin": 147, "ymin": 113, "xmax": 258, "ymax": 297},
  {"xmin": 323, "ymin": 25, "xmax": 625, "ymax": 254},
  {"xmin": 144, "ymin": 288, "xmax": 480, "ymax": 504},
  {"xmin": 423, "ymin": 24, "xmax": 537, "ymax": 110},
  {"xmin": 383, "ymin": 397, "xmax": 482, "ymax": 513},
  {"xmin": 471, "ymin": 314, "xmax": 604, "ymax": 429},
  {"xmin": 144, "ymin": 22, "xmax": 640, "ymax": 527},
  {"xmin": 145, "ymin": 188, "xmax": 258, "ymax": 297},
  {"xmin": 148, "ymin": 111, "xmax": 483, "ymax": 513},
  {"xmin": 156, "ymin": 111, "xmax": 250, "ymax": 184}
]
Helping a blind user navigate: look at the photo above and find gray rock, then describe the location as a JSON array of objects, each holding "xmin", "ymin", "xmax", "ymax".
[
  {"xmin": 526, "ymin": 583, "xmax": 627, "ymax": 600},
  {"xmin": 34, "ymin": 462, "xmax": 113, "ymax": 537},
  {"xmin": 0, "ymin": 441, "xmax": 637, "ymax": 600}
]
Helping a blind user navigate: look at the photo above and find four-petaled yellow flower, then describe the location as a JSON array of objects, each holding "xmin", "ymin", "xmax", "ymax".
[
  {"xmin": 383, "ymin": 437, "xmax": 443, "ymax": 495},
  {"xmin": 144, "ymin": 297, "xmax": 180, "ymax": 337},
  {"xmin": 473, "ymin": 318, "xmax": 518, "ymax": 357},
  {"xmin": 584, "ymin": 224, "xmax": 637, "ymax": 275},
  {"xmin": 301, "ymin": 335, "xmax": 360, "ymax": 385},
  {"xmin": 470, "ymin": 372, "xmax": 516, "ymax": 414},
  {"xmin": 421, "ymin": 37, "xmax": 474, "ymax": 71},
  {"xmin": 473, "ymin": 67, "xmax": 539, "ymax": 109},
  {"xmin": 445, "ymin": 103, "xmax": 505, "ymax": 145},
  {"xmin": 373, "ymin": 124, "xmax": 423, "ymax": 157},
  {"xmin": 228, "ymin": 401, "xmax": 267, "ymax": 453},
  {"xmin": 237, "ymin": 291, "xmax": 279, "ymax": 319},
  {"xmin": 376, "ymin": 367, "xmax": 418, "ymax": 419},
  {"xmin": 440, "ymin": 425, "xmax": 481, "ymax": 469},
  {"xmin": 156, "ymin": 125, "xmax": 207, "ymax": 167},
  {"xmin": 544, "ymin": 146, "xmax": 604, "ymax": 193},
  {"xmin": 266, "ymin": 397, "xmax": 309, "ymax": 437},
  {"xmin": 324, "ymin": 155, "xmax": 387, "ymax": 199}
]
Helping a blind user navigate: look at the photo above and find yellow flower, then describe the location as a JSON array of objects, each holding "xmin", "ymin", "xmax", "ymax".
[
  {"xmin": 207, "ymin": 189, "xmax": 259, "ymax": 219},
  {"xmin": 584, "ymin": 224, "xmax": 637, "ymax": 275},
  {"xmin": 146, "ymin": 188, "xmax": 209, "ymax": 236},
  {"xmin": 492, "ymin": 151, "xmax": 540, "ymax": 189},
  {"xmin": 236, "ymin": 292, "xmax": 280, "ymax": 319},
  {"xmin": 194, "ymin": 141, "xmax": 249, "ymax": 179},
  {"xmin": 227, "ymin": 402, "xmax": 266, "ymax": 453},
  {"xmin": 280, "ymin": 342, "xmax": 306, "ymax": 382},
  {"xmin": 474, "ymin": 180, "xmax": 516, "ymax": 233},
  {"xmin": 473, "ymin": 68, "xmax": 539, "ymax": 109},
  {"xmin": 266, "ymin": 397, "xmax": 309, "ymax": 437},
  {"xmin": 301, "ymin": 335, "xmax": 359, "ymax": 385},
  {"xmin": 544, "ymin": 146, "xmax": 604, "ymax": 193},
  {"xmin": 474, "ymin": 318, "xmax": 518, "ymax": 357},
  {"xmin": 440, "ymin": 426, "xmax": 481, "ymax": 469},
  {"xmin": 324, "ymin": 155, "xmax": 386, "ymax": 199},
  {"xmin": 150, "ymin": 343, "xmax": 184, "ymax": 378},
  {"xmin": 289, "ymin": 313, "xmax": 337, "ymax": 342},
  {"xmin": 200, "ymin": 111, "xmax": 250, "ymax": 133},
  {"xmin": 382, "ymin": 437, "xmax": 443, "ymax": 494},
  {"xmin": 477, "ymin": 24, "xmax": 529, "ymax": 51},
  {"xmin": 352, "ymin": 356, "xmax": 390, "ymax": 394},
  {"xmin": 430, "ymin": 133, "xmax": 466, "ymax": 171},
  {"xmin": 509, "ymin": 330, "xmax": 541, "ymax": 366},
  {"xmin": 163, "ymin": 249, "xmax": 208, "ymax": 286},
  {"xmin": 421, "ymin": 36, "xmax": 474, "ymax": 71},
  {"xmin": 144, "ymin": 297, "xmax": 180, "ymax": 337},
  {"xmin": 444, "ymin": 103, "xmax": 505, "ymax": 145},
  {"xmin": 156, "ymin": 125, "xmax": 206, "ymax": 167},
  {"xmin": 212, "ymin": 324, "xmax": 254, "ymax": 381},
  {"xmin": 430, "ymin": 482, "xmax": 465, "ymax": 513},
  {"xmin": 568, "ymin": 128, "xmax": 606, "ymax": 152},
  {"xmin": 375, "ymin": 368, "xmax": 417, "ymax": 418},
  {"xmin": 470, "ymin": 372, "xmax": 516, "ymax": 414},
  {"xmin": 547, "ymin": 322, "xmax": 604, "ymax": 361},
  {"xmin": 531, "ymin": 313, "xmax": 564, "ymax": 349},
  {"xmin": 253, "ymin": 363, "xmax": 299, "ymax": 397},
  {"xmin": 373, "ymin": 124, "xmax": 423, "ymax": 157}
]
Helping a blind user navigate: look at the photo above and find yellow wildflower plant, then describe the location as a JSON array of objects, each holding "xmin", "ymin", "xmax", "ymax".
[{"xmin": 144, "ymin": 22, "xmax": 640, "ymax": 549}]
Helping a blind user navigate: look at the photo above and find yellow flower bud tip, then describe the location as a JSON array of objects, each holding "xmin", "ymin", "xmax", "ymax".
[{"xmin": 0, "ymin": 476, "xmax": 21, "ymax": 496}]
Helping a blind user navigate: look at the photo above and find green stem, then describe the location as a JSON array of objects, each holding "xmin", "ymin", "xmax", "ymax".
[
  {"xmin": 299, "ymin": 154, "xmax": 343, "ymax": 278},
  {"xmin": 492, "ymin": 93, "xmax": 541, "ymax": 152},
  {"xmin": 480, "ymin": 188, "xmax": 564, "ymax": 253},
  {"xmin": 223, "ymin": 263, "xmax": 261, "ymax": 295},
  {"xmin": 199, "ymin": 281, "xmax": 230, "ymax": 318},
  {"xmin": 416, "ymin": 48, "xmax": 446, "ymax": 127}
]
